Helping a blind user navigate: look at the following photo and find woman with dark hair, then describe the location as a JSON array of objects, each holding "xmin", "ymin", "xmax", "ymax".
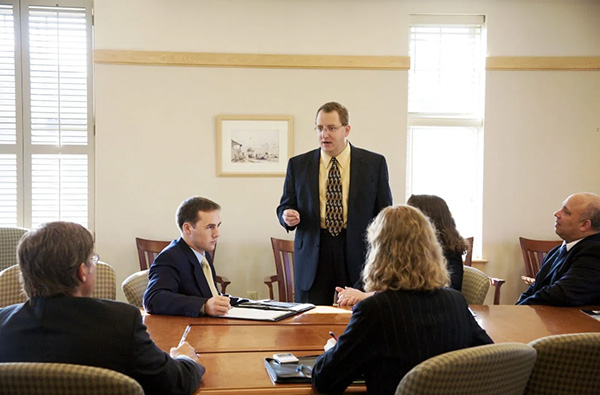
[
  {"xmin": 337, "ymin": 194, "xmax": 467, "ymax": 306},
  {"xmin": 407, "ymin": 194, "xmax": 468, "ymax": 291},
  {"xmin": 312, "ymin": 205, "xmax": 492, "ymax": 394}
]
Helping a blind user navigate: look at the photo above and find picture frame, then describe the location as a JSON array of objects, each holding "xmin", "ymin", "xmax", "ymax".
[{"xmin": 216, "ymin": 115, "xmax": 293, "ymax": 177}]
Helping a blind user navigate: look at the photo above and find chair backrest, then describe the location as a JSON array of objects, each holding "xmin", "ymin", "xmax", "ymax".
[
  {"xmin": 0, "ymin": 227, "xmax": 28, "ymax": 271},
  {"xmin": 0, "ymin": 264, "xmax": 26, "ymax": 307},
  {"xmin": 525, "ymin": 332, "xmax": 600, "ymax": 394},
  {"xmin": 122, "ymin": 270, "xmax": 149, "ymax": 307},
  {"xmin": 90, "ymin": 261, "xmax": 117, "ymax": 300},
  {"xmin": 461, "ymin": 265, "xmax": 490, "ymax": 305},
  {"xmin": 0, "ymin": 362, "xmax": 144, "ymax": 395},
  {"xmin": 463, "ymin": 236, "xmax": 474, "ymax": 266},
  {"xmin": 519, "ymin": 237, "xmax": 562, "ymax": 278},
  {"xmin": 396, "ymin": 343, "xmax": 537, "ymax": 395},
  {"xmin": 270, "ymin": 237, "xmax": 295, "ymax": 302},
  {"xmin": 0, "ymin": 262, "xmax": 116, "ymax": 306},
  {"xmin": 135, "ymin": 237, "xmax": 170, "ymax": 271}
]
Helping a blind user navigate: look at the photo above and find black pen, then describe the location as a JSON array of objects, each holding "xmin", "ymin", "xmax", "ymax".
[{"xmin": 328, "ymin": 331, "xmax": 338, "ymax": 341}]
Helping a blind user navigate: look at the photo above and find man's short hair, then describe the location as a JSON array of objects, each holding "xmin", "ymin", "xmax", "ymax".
[
  {"xmin": 18, "ymin": 221, "xmax": 94, "ymax": 298},
  {"xmin": 315, "ymin": 102, "xmax": 349, "ymax": 126},
  {"xmin": 176, "ymin": 196, "xmax": 221, "ymax": 229},
  {"xmin": 584, "ymin": 204, "xmax": 600, "ymax": 231}
]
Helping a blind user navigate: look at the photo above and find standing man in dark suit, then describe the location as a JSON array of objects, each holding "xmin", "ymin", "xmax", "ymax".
[
  {"xmin": 517, "ymin": 192, "xmax": 600, "ymax": 306},
  {"xmin": 144, "ymin": 196, "xmax": 234, "ymax": 317},
  {"xmin": 0, "ymin": 222, "xmax": 204, "ymax": 395},
  {"xmin": 277, "ymin": 102, "xmax": 392, "ymax": 304}
]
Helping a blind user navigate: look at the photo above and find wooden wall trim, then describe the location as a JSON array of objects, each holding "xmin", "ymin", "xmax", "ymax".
[
  {"xmin": 487, "ymin": 56, "xmax": 600, "ymax": 71},
  {"xmin": 93, "ymin": 50, "xmax": 410, "ymax": 70}
]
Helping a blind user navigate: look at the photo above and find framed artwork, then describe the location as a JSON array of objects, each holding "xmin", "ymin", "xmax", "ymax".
[{"xmin": 216, "ymin": 115, "xmax": 293, "ymax": 177}]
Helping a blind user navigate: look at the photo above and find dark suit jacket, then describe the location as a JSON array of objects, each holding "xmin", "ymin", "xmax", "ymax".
[
  {"xmin": 312, "ymin": 288, "xmax": 493, "ymax": 394},
  {"xmin": 143, "ymin": 237, "xmax": 221, "ymax": 317},
  {"xmin": 276, "ymin": 145, "xmax": 392, "ymax": 292},
  {"xmin": 0, "ymin": 296, "xmax": 204, "ymax": 395},
  {"xmin": 517, "ymin": 232, "xmax": 600, "ymax": 306},
  {"xmin": 446, "ymin": 250, "xmax": 464, "ymax": 291}
]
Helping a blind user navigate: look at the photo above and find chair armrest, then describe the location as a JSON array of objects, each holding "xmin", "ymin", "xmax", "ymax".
[
  {"xmin": 263, "ymin": 275, "xmax": 278, "ymax": 300},
  {"xmin": 489, "ymin": 277, "xmax": 505, "ymax": 305},
  {"xmin": 216, "ymin": 275, "xmax": 231, "ymax": 294}
]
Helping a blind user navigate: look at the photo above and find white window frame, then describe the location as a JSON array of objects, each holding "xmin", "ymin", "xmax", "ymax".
[
  {"xmin": 0, "ymin": 0, "xmax": 94, "ymax": 229},
  {"xmin": 406, "ymin": 14, "xmax": 486, "ymax": 258}
]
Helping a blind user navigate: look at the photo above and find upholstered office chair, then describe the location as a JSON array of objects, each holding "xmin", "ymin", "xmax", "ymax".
[
  {"xmin": 122, "ymin": 270, "xmax": 149, "ymax": 307},
  {"xmin": 135, "ymin": 237, "xmax": 230, "ymax": 293},
  {"xmin": 519, "ymin": 237, "xmax": 562, "ymax": 285},
  {"xmin": 0, "ymin": 362, "xmax": 144, "ymax": 395},
  {"xmin": 0, "ymin": 226, "xmax": 28, "ymax": 271},
  {"xmin": 264, "ymin": 237, "xmax": 295, "ymax": 302},
  {"xmin": 90, "ymin": 261, "xmax": 117, "ymax": 300},
  {"xmin": 0, "ymin": 261, "xmax": 116, "ymax": 306},
  {"xmin": 463, "ymin": 236, "xmax": 474, "ymax": 266},
  {"xmin": 395, "ymin": 343, "xmax": 537, "ymax": 394},
  {"xmin": 462, "ymin": 265, "xmax": 505, "ymax": 305},
  {"xmin": 525, "ymin": 332, "xmax": 600, "ymax": 394},
  {"xmin": 0, "ymin": 264, "xmax": 26, "ymax": 307}
]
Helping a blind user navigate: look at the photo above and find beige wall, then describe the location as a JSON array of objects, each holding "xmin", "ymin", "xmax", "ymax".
[{"xmin": 93, "ymin": 0, "xmax": 600, "ymax": 304}]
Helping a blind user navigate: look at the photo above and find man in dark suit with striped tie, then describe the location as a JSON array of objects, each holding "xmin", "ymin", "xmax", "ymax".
[
  {"xmin": 517, "ymin": 192, "xmax": 600, "ymax": 306},
  {"xmin": 277, "ymin": 102, "xmax": 393, "ymax": 304}
]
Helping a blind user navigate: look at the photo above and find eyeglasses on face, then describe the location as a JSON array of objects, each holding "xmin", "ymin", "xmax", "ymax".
[
  {"xmin": 314, "ymin": 125, "xmax": 345, "ymax": 133},
  {"xmin": 91, "ymin": 254, "xmax": 99, "ymax": 265}
]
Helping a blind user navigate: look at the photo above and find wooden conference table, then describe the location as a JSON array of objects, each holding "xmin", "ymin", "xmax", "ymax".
[{"xmin": 142, "ymin": 305, "xmax": 600, "ymax": 394}]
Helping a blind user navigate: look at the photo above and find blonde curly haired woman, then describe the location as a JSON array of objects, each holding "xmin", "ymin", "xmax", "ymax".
[{"xmin": 312, "ymin": 205, "xmax": 492, "ymax": 394}]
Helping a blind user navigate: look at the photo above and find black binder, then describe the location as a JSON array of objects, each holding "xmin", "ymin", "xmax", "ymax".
[{"xmin": 264, "ymin": 355, "xmax": 318, "ymax": 384}]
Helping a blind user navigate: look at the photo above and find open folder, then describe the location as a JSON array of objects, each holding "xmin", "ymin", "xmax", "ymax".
[{"xmin": 216, "ymin": 300, "xmax": 315, "ymax": 321}]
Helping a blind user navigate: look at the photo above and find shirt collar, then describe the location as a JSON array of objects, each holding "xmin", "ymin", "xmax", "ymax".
[{"xmin": 320, "ymin": 142, "xmax": 351, "ymax": 169}]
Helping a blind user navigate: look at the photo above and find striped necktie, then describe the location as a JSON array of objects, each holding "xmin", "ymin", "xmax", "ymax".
[{"xmin": 325, "ymin": 157, "xmax": 343, "ymax": 236}]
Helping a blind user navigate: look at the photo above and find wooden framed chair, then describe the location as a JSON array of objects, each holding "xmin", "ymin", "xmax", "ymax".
[
  {"xmin": 122, "ymin": 270, "xmax": 149, "ymax": 307},
  {"xmin": 135, "ymin": 237, "xmax": 230, "ymax": 293},
  {"xmin": 264, "ymin": 237, "xmax": 295, "ymax": 302},
  {"xmin": 0, "ymin": 227, "xmax": 28, "ymax": 271},
  {"xmin": 463, "ymin": 236, "xmax": 474, "ymax": 266},
  {"xmin": 0, "ymin": 362, "xmax": 144, "ymax": 395},
  {"xmin": 519, "ymin": 237, "xmax": 562, "ymax": 285},
  {"xmin": 526, "ymin": 332, "xmax": 600, "ymax": 394},
  {"xmin": 396, "ymin": 343, "xmax": 537, "ymax": 394},
  {"xmin": 462, "ymin": 265, "xmax": 505, "ymax": 305}
]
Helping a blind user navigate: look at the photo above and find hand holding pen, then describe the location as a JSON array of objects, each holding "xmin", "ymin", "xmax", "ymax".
[{"xmin": 324, "ymin": 331, "xmax": 337, "ymax": 351}]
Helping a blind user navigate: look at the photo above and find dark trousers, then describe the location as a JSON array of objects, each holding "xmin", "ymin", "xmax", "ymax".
[{"xmin": 296, "ymin": 229, "xmax": 350, "ymax": 305}]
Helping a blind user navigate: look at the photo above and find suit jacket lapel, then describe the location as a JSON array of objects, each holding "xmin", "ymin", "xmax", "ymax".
[
  {"xmin": 348, "ymin": 144, "xmax": 362, "ymax": 215},
  {"xmin": 178, "ymin": 238, "xmax": 211, "ymax": 295},
  {"xmin": 307, "ymin": 149, "xmax": 320, "ymax": 218}
]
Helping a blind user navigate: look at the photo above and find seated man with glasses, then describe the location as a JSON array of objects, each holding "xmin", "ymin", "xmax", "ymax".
[
  {"xmin": 277, "ymin": 101, "xmax": 393, "ymax": 305},
  {"xmin": 0, "ymin": 221, "xmax": 204, "ymax": 395}
]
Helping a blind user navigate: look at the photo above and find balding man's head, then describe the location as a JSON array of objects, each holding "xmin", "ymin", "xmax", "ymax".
[{"xmin": 554, "ymin": 192, "xmax": 600, "ymax": 242}]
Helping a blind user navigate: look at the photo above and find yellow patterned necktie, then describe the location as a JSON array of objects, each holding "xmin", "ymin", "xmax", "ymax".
[{"xmin": 325, "ymin": 157, "xmax": 343, "ymax": 236}]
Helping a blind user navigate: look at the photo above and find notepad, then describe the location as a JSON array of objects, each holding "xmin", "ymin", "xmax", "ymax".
[{"xmin": 215, "ymin": 300, "xmax": 315, "ymax": 321}]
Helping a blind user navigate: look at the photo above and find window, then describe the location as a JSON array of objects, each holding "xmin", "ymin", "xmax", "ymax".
[
  {"xmin": 0, "ymin": 0, "xmax": 93, "ymax": 229},
  {"xmin": 407, "ymin": 15, "xmax": 486, "ymax": 257}
]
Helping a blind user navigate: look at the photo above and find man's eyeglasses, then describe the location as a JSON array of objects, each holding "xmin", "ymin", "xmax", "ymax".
[
  {"xmin": 314, "ymin": 125, "xmax": 345, "ymax": 133},
  {"xmin": 91, "ymin": 254, "xmax": 100, "ymax": 265}
]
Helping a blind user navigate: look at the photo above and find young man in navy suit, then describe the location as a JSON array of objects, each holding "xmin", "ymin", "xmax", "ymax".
[
  {"xmin": 0, "ymin": 222, "xmax": 204, "ymax": 395},
  {"xmin": 144, "ymin": 196, "xmax": 233, "ymax": 316},
  {"xmin": 277, "ymin": 102, "xmax": 393, "ymax": 304},
  {"xmin": 517, "ymin": 192, "xmax": 600, "ymax": 306}
]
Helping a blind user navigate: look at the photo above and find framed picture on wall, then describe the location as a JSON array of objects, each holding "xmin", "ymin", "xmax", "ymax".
[{"xmin": 216, "ymin": 115, "xmax": 293, "ymax": 177}]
